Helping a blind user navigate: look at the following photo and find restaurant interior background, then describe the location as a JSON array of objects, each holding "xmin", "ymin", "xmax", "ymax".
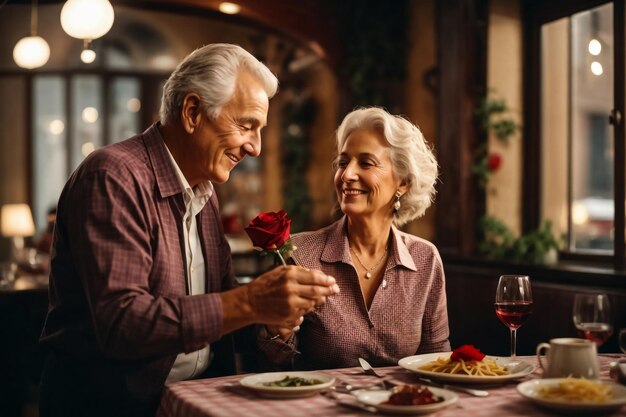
[{"xmin": 1, "ymin": 0, "xmax": 625, "ymax": 415}]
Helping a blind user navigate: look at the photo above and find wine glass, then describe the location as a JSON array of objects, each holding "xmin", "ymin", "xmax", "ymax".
[
  {"xmin": 619, "ymin": 329, "xmax": 626, "ymax": 354},
  {"xmin": 495, "ymin": 275, "xmax": 533, "ymax": 358},
  {"xmin": 573, "ymin": 293, "xmax": 613, "ymax": 347}
]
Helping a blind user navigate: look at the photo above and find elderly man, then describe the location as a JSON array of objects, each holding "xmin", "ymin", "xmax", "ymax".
[{"xmin": 39, "ymin": 44, "xmax": 339, "ymax": 417}]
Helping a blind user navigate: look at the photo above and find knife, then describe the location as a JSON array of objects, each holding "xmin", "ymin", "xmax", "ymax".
[
  {"xmin": 416, "ymin": 377, "xmax": 489, "ymax": 397},
  {"xmin": 321, "ymin": 390, "xmax": 378, "ymax": 413}
]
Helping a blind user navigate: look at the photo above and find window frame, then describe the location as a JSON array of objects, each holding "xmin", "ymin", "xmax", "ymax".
[
  {"xmin": 0, "ymin": 68, "xmax": 168, "ymax": 231},
  {"xmin": 522, "ymin": 0, "xmax": 626, "ymax": 270}
]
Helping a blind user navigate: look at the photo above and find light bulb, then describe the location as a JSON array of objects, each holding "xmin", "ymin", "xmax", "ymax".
[
  {"xmin": 588, "ymin": 39, "xmax": 602, "ymax": 56},
  {"xmin": 81, "ymin": 107, "xmax": 99, "ymax": 123},
  {"xmin": 81, "ymin": 48, "xmax": 96, "ymax": 64},
  {"xmin": 126, "ymin": 98, "xmax": 141, "ymax": 112},
  {"xmin": 13, "ymin": 35, "xmax": 50, "ymax": 69},
  {"xmin": 81, "ymin": 141, "xmax": 95, "ymax": 157},
  {"xmin": 49, "ymin": 119, "xmax": 65, "ymax": 135},
  {"xmin": 591, "ymin": 61, "xmax": 603, "ymax": 76},
  {"xmin": 219, "ymin": 2, "xmax": 241, "ymax": 14},
  {"xmin": 61, "ymin": 0, "xmax": 114, "ymax": 40}
]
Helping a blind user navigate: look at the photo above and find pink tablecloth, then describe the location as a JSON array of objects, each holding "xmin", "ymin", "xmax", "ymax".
[{"xmin": 157, "ymin": 354, "xmax": 626, "ymax": 417}]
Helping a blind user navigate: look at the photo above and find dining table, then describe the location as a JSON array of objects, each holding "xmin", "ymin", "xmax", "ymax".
[{"xmin": 156, "ymin": 354, "xmax": 625, "ymax": 417}]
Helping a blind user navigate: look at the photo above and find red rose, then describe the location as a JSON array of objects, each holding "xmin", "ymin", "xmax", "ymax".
[
  {"xmin": 450, "ymin": 344, "xmax": 486, "ymax": 362},
  {"xmin": 244, "ymin": 210, "xmax": 291, "ymax": 251},
  {"xmin": 487, "ymin": 153, "xmax": 502, "ymax": 171}
]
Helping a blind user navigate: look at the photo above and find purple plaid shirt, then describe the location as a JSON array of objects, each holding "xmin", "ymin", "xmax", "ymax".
[
  {"xmin": 259, "ymin": 216, "xmax": 450, "ymax": 370},
  {"xmin": 40, "ymin": 123, "xmax": 237, "ymax": 413}
]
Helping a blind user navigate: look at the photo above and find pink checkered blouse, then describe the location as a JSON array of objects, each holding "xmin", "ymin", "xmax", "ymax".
[{"xmin": 258, "ymin": 217, "xmax": 450, "ymax": 370}]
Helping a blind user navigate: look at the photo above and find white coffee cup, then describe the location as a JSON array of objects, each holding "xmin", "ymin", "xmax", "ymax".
[{"xmin": 536, "ymin": 338, "xmax": 599, "ymax": 379}]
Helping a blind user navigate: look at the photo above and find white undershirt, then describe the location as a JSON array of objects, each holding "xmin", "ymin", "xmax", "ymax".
[{"xmin": 164, "ymin": 145, "xmax": 214, "ymax": 382}]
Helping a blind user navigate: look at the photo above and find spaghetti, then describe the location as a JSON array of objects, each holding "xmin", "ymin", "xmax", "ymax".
[
  {"xmin": 537, "ymin": 378, "xmax": 612, "ymax": 403},
  {"xmin": 419, "ymin": 356, "xmax": 509, "ymax": 376}
]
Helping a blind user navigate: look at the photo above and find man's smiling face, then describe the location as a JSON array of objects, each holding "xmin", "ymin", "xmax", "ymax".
[{"xmin": 191, "ymin": 69, "xmax": 269, "ymax": 184}]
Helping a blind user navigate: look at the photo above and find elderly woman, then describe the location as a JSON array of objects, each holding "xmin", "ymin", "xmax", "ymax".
[{"xmin": 258, "ymin": 107, "xmax": 450, "ymax": 370}]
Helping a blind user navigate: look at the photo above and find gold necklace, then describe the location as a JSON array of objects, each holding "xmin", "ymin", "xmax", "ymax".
[{"xmin": 349, "ymin": 245, "xmax": 388, "ymax": 279}]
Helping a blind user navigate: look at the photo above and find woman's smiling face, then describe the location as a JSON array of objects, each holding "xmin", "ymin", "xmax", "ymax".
[{"xmin": 334, "ymin": 127, "xmax": 405, "ymax": 221}]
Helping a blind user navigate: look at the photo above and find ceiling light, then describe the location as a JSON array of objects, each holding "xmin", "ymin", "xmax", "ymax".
[
  {"xmin": 61, "ymin": 0, "xmax": 114, "ymax": 40},
  {"xmin": 13, "ymin": 0, "xmax": 50, "ymax": 69},
  {"xmin": 126, "ymin": 98, "xmax": 141, "ymax": 112},
  {"xmin": 49, "ymin": 119, "xmax": 65, "ymax": 135},
  {"xmin": 588, "ymin": 39, "xmax": 602, "ymax": 56},
  {"xmin": 590, "ymin": 61, "xmax": 603, "ymax": 76},
  {"xmin": 81, "ymin": 142, "xmax": 95, "ymax": 157},
  {"xmin": 219, "ymin": 2, "xmax": 241, "ymax": 15},
  {"xmin": 81, "ymin": 107, "xmax": 99, "ymax": 123},
  {"xmin": 13, "ymin": 36, "xmax": 50, "ymax": 69},
  {"xmin": 61, "ymin": 0, "xmax": 114, "ymax": 62},
  {"xmin": 80, "ymin": 47, "xmax": 96, "ymax": 64}
]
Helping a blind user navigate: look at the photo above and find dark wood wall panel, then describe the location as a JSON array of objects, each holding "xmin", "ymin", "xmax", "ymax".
[{"xmin": 435, "ymin": 0, "xmax": 488, "ymax": 256}]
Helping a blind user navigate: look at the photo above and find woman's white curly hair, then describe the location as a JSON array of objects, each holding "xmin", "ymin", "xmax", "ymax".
[{"xmin": 335, "ymin": 107, "xmax": 439, "ymax": 226}]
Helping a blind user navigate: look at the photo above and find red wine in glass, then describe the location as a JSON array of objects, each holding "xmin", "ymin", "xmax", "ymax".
[
  {"xmin": 573, "ymin": 293, "xmax": 613, "ymax": 347},
  {"xmin": 495, "ymin": 275, "xmax": 533, "ymax": 358},
  {"xmin": 495, "ymin": 302, "xmax": 534, "ymax": 329},
  {"xmin": 576, "ymin": 322, "xmax": 613, "ymax": 346}
]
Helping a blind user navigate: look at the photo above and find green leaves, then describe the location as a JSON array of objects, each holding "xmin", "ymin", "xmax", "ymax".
[
  {"xmin": 472, "ymin": 93, "xmax": 520, "ymax": 189},
  {"xmin": 475, "ymin": 96, "xmax": 519, "ymax": 142},
  {"xmin": 478, "ymin": 216, "xmax": 559, "ymax": 264}
]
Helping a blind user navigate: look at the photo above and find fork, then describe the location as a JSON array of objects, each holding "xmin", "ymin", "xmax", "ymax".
[
  {"xmin": 358, "ymin": 357, "xmax": 383, "ymax": 378},
  {"xmin": 358, "ymin": 358, "xmax": 398, "ymax": 390}
]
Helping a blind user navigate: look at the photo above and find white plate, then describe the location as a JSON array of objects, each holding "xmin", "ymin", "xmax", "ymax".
[
  {"xmin": 398, "ymin": 352, "xmax": 535, "ymax": 384},
  {"xmin": 517, "ymin": 378, "xmax": 626, "ymax": 414},
  {"xmin": 353, "ymin": 386, "xmax": 458, "ymax": 415},
  {"xmin": 239, "ymin": 371, "xmax": 335, "ymax": 398}
]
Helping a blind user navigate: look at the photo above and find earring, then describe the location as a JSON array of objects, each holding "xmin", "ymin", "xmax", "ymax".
[{"xmin": 393, "ymin": 192, "xmax": 402, "ymax": 211}]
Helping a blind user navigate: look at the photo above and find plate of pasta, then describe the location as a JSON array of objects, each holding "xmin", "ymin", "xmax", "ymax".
[
  {"xmin": 398, "ymin": 348, "xmax": 535, "ymax": 384},
  {"xmin": 517, "ymin": 378, "xmax": 626, "ymax": 413}
]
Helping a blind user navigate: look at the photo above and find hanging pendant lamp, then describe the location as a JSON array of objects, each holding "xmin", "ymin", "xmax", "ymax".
[
  {"xmin": 13, "ymin": 0, "xmax": 50, "ymax": 69},
  {"xmin": 60, "ymin": 0, "xmax": 115, "ymax": 64}
]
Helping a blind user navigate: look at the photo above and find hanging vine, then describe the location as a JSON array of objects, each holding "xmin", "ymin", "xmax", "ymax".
[
  {"xmin": 472, "ymin": 93, "xmax": 520, "ymax": 189},
  {"xmin": 474, "ymin": 92, "xmax": 560, "ymax": 263}
]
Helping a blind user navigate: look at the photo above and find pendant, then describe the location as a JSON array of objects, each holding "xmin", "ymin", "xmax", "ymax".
[
  {"xmin": 382, "ymin": 279, "xmax": 387, "ymax": 288},
  {"xmin": 365, "ymin": 271, "xmax": 372, "ymax": 279}
]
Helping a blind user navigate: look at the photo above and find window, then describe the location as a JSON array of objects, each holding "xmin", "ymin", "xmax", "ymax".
[
  {"xmin": 525, "ymin": 0, "xmax": 625, "ymax": 268},
  {"xmin": 33, "ymin": 76, "xmax": 67, "ymax": 230},
  {"xmin": 31, "ymin": 73, "xmax": 164, "ymax": 230}
]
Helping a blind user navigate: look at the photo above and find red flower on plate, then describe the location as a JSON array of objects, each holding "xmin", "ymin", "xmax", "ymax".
[
  {"xmin": 450, "ymin": 344, "xmax": 486, "ymax": 362},
  {"xmin": 487, "ymin": 153, "xmax": 502, "ymax": 172}
]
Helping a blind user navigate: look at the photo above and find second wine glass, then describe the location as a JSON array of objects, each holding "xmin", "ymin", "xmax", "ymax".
[
  {"xmin": 495, "ymin": 275, "xmax": 533, "ymax": 358},
  {"xmin": 573, "ymin": 293, "xmax": 613, "ymax": 347}
]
